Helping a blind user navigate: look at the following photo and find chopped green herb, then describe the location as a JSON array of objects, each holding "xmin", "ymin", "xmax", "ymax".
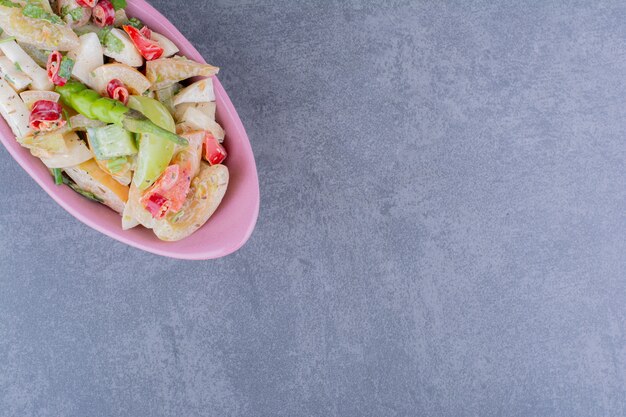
[
  {"xmin": 110, "ymin": 0, "xmax": 126, "ymax": 11},
  {"xmin": 127, "ymin": 17, "xmax": 143, "ymax": 29},
  {"xmin": 0, "ymin": 0, "xmax": 20, "ymax": 8},
  {"xmin": 14, "ymin": 61, "xmax": 21, "ymax": 72},
  {"xmin": 98, "ymin": 27, "xmax": 124, "ymax": 53},
  {"xmin": 105, "ymin": 156, "xmax": 127, "ymax": 173},
  {"xmin": 0, "ymin": 37, "xmax": 16, "ymax": 44},
  {"xmin": 61, "ymin": 5, "xmax": 84, "ymax": 22},
  {"xmin": 4, "ymin": 74, "xmax": 14, "ymax": 84},
  {"xmin": 52, "ymin": 168, "xmax": 63, "ymax": 185},
  {"xmin": 58, "ymin": 56, "xmax": 74, "ymax": 80},
  {"xmin": 22, "ymin": 3, "xmax": 63, "ymax": 24}
]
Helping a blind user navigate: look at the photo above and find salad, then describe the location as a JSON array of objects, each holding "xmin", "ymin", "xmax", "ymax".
[{"xmin": 0, "ymin": 0, "xmax": 229, "ymax": 241}]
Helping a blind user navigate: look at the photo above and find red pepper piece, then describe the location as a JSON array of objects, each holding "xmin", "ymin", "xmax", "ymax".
[
  {"xmin": 46, "ymin": 51, "xmax": 68, "ymax": 86},
  {"xmin": 106, "ymin": 79, "xmax": 129, "ymax": 105},
  {"xmin": 93, "ymin": 0, "xmax": 115, "ymax": 27},
  {"xmin": 29, "ymin": 100, "xmax": 67, "ymax": 132},
  {"xmin": 140, "ymin": 163, "xmax": 192, "ymax": 219},
  {"xmin": 123, "ymin": 25, "xmax": 164, "ymax": 61},
  {"xmin": 144, "ymin": 193, "xmax": 170, "ymax": 219},
  {"xmin": 203, "ymin": 132, "xmax": 227, "ymax": 165},
  {"xmin": 76, "ymin": 0, "xmax": 98, "ymax": 7}
]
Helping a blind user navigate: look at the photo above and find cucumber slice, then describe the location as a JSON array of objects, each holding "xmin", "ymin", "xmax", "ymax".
[{"xmin": 87, "ymin": 124, "xmax": 137, "ymax": 160}]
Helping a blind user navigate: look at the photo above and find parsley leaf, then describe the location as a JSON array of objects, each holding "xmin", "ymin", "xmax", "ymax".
[
  {"xmin": 127, "ymin": 17, "xmax": 143, "ymax": 29},
  {"xmin": 61, "ymin": 5, "xmax": 84, "ymax": 22},
  {"xmin": 0, "ymin": 0, "xmax": 20, "ymax": 8},
  {"xmin": 58, "ymin": 56, "xmax": 74, "ymax": 80},
  {"xmin": 110, "ymin": 0, "xmax": 126, "ymax": 11},
  {"xmin": 22, "ymin": 3, "xmax": 63, "ymax": 24},
  {"xmin": 98, "ymin": 27, "xmax": 124, "ymax": 53}
]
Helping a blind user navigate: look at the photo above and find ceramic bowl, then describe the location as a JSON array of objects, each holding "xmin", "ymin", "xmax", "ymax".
[{"xmin": 0, "ymin": 0, "xmax": 259, "ymax": 260}]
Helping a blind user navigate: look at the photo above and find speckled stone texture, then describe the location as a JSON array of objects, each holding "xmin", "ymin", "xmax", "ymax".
[{"xmin": 0, "ymin": 1, "xmax": 625, "ymax": 416}]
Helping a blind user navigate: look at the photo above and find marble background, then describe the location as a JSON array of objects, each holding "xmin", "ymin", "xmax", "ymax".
[{"xmin": 0, "ymin": 1, "xmax": 625, "ymax": 416}]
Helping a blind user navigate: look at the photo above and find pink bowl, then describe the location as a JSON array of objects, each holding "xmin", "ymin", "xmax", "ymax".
[{"xmin": 0, "ymin": 0, "xmax": 259, "ymax": 260}]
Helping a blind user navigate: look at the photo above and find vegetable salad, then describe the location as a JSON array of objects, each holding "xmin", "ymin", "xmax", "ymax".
[{"xmin": 0, "ymin": 0, "xmax": 229, "ymax": 241}]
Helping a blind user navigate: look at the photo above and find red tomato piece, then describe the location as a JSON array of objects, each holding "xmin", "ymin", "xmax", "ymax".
[
  {"xmin": 203, "ymin": 132, "xmax": 227, "ymax": 165},
  {"xmin": 140, "ymin": 163, "xmax": 193, "ymax": 219},
  {"xmin": 123, "ymin": 25, "xmax": 164, "ymax": 61}
]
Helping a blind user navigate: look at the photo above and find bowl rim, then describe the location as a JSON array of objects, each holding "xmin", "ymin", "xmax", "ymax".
[{"xmin": 0, "ymin": 0, "xmax": 260, "ymax": 260}]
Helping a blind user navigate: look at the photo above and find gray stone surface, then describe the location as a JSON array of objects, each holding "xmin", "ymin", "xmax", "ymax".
[{"xmin": 0, "ymin": 0, "xmax": 625, "ymax": 416}]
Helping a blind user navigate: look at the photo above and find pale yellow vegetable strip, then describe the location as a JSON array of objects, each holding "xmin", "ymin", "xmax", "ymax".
[
  {"xmin": 0, "ymin": 4, "xmax": 79, "ymax": 51},
  {"xmin": 0, "ymin": 40, "xmax": 53, "ymax": 90}
]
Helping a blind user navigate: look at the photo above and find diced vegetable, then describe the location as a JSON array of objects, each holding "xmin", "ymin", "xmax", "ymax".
[
  {"xmin": 101, "ymin": 27, "xmax": 142, "ymax": 67},
  {"xmin": 150, "ymin": 32, "xmax": 178, "ymax": 58},
  {"xmin": 155, "ymin": 82, "xmax": 181, "ymax": 113},
  {"xmin": 39, "ymin": 131, "xmax": 93, "ymax": 168},
  {"xmin": 56, "ymin": 80, "xmax": 188, "ymax": 145},
  {"xmin": 0, "ymin": 4, "xmax": 80, "ymax": 50},
  {"xmin": 178, "ymin": 106, "xmax": 224, "ymax": 142},
  {"xmin": 176, "ymin": 129, "xmax": 204, "ymax": 179},
  {"xmin": 140, "ymin": 163, "xmax": 191, "ymax": 219},
  {"xmin": 67, "ymin": 32, "xmax": 103, "ymax": 88},
  {"xmin": 203, "ymin": 131, "xmax": 227, "ymax": 165},
  {"xmin": 127, "ymin": 95, "xmax": 176, "ymax": 189},
  {"xmin": 0, "ymin": 40, "xmax": 53, "ymax": 90},
  {"xmin": 64, "ymin": 159, "xmax": 129, "ymax": 213},
  {"xmin": 87, "ymin": 124, "xmax": 137, "ymax": 159},
  {"xmin": 122, "ymin": 25, "xmax": 163, "ymax": 61},
  {"xmin": 29, "ymin": 99, "xmax": 66, "ymax": 132},
  {"xmin": 172, "ymin": 78, "xmax": 215, "ymax": 106},
  {"xmin": 174, "ymin": 101, "xmax": 216, "ymax": 123},
  {"xmin": 96, "ymin": 155, "xmax": 132, "ymax": 185},
  {"xmin": 68, "ymin": 113, "xmax": 105, "ymax": 130},
  {"xmin": 146, "ymin": 57, "xmax": 219, "ymax": 90},
  {"xmin": 151, "ymin": 163, "xmax": 228, "ymax": 241},
  {"xmin": 0, "ymin": 55, "xmax": 30, "ymax": 91},
  {"xmin": 0, "ymin": 77, "xmax": 30, "ymax": 137}
]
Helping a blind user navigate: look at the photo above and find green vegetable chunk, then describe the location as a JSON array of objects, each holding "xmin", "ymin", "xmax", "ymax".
[
  {"xmin": 56, "ymin": 81, "xmax": 188, "ymax": 146},
  {"xmin": 98, "ymin": 27, "xmax": 124, "ymax": 53},
  {"xmin": 58, "ymin": 56, "xmax": 74, "ymax": 80},
  {"xmin": 127, "ymin": 95, "xmax": 177, "ymax": 190},
  {"xmin": 87, "ymin": 125, "xmax": 138, "ymax": 160},
  {"xmin": 52, "ymin": 168, "xmax": 63, "ymax": 185},
  {"xmin": 22, "ymin": 3, "xmax": 62, "ymax": 24},
  {"xmin": 110, "ymin": 0, "xmax": 126, "ymax": 11},
  {"xmin": 127, "ymin": 17, "xmax": 143, "ymax": 29}
]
